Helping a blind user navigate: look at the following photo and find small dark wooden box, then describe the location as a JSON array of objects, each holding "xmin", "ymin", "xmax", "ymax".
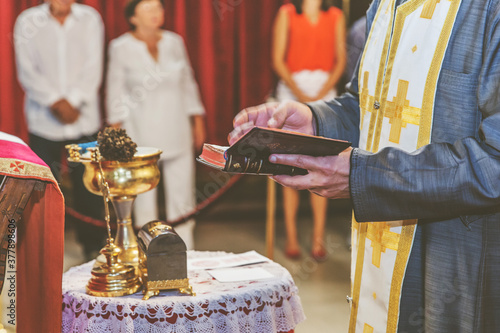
[{"xmin": 137, "ymin": 221, "xmax": 188, "ymax": 282}]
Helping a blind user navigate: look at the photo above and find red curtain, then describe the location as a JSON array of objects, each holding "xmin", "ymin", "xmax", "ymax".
[{"xmin": 0, "ymin": 0, "xmax": 282, "ymax": 145}]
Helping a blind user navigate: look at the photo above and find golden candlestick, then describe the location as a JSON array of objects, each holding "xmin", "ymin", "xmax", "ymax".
[{"xmin": 86, "ymin": 238, "xmax": 142, "ymax": 297}]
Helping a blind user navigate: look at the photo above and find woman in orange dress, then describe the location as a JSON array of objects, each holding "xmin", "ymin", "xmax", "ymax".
[{"xmin": 272, "ymin": 0, "xmax": 346, "ymax": 260}]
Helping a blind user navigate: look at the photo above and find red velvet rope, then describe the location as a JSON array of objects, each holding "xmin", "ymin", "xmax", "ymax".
[{"xmin": 65, "ymin": 174, "xmax": 243, "ymax": 230}]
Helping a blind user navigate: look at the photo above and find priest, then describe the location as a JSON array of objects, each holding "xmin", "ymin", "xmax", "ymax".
[{"xmin": 230, "ymin": 0, "xmax": 500, "ymax": 331}]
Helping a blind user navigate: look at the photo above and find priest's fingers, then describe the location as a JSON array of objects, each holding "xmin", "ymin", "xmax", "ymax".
[
  {"xmin": 270, "ymin": 174, "xmax": 312, "ymax": 191},
  {"xmin": 233, "ymin": 103, "xmax": 279, "ymax": 128},
  {"xmin": 230, "ymin": 104, "xmax": 280, "ymax": 144},
  {"xmin": 267, "ymin": 101, "xmax": 298, "ymax": 129},
  {"xmin": 269, "ymin": 153, "xmax": 331, "ymax": 171},
  {"xmin": 308, "ymin": 180, "xmax": 350, "ymax": 199},
  {"xmin": 269, "ymin": 154, "xmax": 331, "ymax": 191},
  {"xmin": 271, "ymin": 170, "xmax": 350, "ymax": 199},
  {"xmin": 228, "ymin": 121, "xmax": 254, "ymax": 145},
  {"xmin": 269, "ymin": 148, "xmax": 352, "ymax": 199},
  {"xmin": 269, "ymin": 147, "xmax": 352, "ymax": 172},
  {"xmin": 267, "ymin": 101, "xmax": 315, "ymax": 135}
]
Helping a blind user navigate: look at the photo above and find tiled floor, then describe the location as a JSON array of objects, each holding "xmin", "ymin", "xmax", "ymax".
[{"xmin": 63, "ymin": 176, "xmax": 352, "ymax": 332}]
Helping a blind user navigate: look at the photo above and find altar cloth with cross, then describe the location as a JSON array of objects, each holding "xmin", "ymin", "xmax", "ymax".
[{"xmin": 0, "ymin": 132, "xmax": 64, "ymax": 333}]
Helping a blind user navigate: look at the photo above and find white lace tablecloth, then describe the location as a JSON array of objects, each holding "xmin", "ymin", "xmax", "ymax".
[{"xmin": 62, "ymin": 251, "xmax": 306, "ymax": 333}]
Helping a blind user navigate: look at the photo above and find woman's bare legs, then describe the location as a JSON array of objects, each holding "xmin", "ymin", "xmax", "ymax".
[
  {"xmin": 310, "ymin": 192, "xmax": 328, "ymax": 259},
  {"xmin": 283, "ymin": 186, "xmax": 301, "ymax": 257}
]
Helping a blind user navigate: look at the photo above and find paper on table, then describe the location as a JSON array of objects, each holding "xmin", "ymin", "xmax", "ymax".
[
  {"xmin": 187, "ymin": 250, "xmax": 271, "ymax": 271},
  {"xmin": 208, "ymin": 267, "xmax": 274, "ymax": 283}
]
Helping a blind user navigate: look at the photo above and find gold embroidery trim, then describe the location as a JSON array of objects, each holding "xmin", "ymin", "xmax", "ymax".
[
  {"xmin": 368, "ymin": 0, "xmax": 397, "ymax": 152},
  {"xmin": 0, "ymin": 159, "xmax": 54, "ymax": 182},
  {"xmin": 367, "ymin": 222, "xmax": 401, "ymax": 268},
  {"xmin": 372, "ymin": 0, "xmax": 429, "ymax": 153},
  {"xmin": 148, "ymin": 278, "xmax": 190, "ymax": 290},
  {"xmin": 418, "ymin": 0, "xmax": 461, "ymax": 149},
  {"xmin": 421, "ymin": 0, "xmax": 442, "ymax": 19},
  {"xmin": 358, "ymin": 0, "xmax": 396, "ymax": 151},
  {"xmin": 359, "ymin": 71, "xmax": 373, "ymax": 130},
  {"xmin": 384, "ymin": 80, "xmax": 425, "ymax": 144},
  {"xmin": 352, "ymin": 0, "xmax": 396, "ymax": 329},
  {"xmin": 381, "ymin": 1, "xmax": 462, "ymax": 332},
  {"xmin": 386, "ymin": 221, "xmax": 417, "ymax": 333},
  {"xmin": 349, "ymin": 220, "xmax": 368, "ymax": 333},
  {"xmin": 353, "ymin": 0, "xmax": 461, "ymax": 331},
  {"xmin": 381, "ymin": 0, "xmax": 437, "ymax": 330}
]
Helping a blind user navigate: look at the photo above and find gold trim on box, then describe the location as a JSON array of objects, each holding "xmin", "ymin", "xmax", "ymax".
[
  {"xmin": 148, "ymin": 278, "xmax": 190, "ymax": 290},
  {"xmin": 142, "ymin": 278, "xmax": 195, "ymax": 300}
]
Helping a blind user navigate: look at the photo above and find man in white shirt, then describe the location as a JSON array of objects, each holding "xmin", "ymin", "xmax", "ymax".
[{"xmin": 14, "ymin": 0, "xmax": 106, "ymax": 259}]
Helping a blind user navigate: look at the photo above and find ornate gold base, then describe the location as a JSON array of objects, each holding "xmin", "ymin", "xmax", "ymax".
[
  {"xmin": 87, "ymin": 263, "xmax": 142, "ymax": 297},
  {"xmin": 142, "ymin": 278, "xmax": 195, "ymax": 300},
  {"xmin": 86, "ymin": 239, "xmax": 143, "ymax": 297}
]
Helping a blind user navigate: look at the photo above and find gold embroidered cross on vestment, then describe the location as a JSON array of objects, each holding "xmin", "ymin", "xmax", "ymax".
[
  {"xmin": 421, "ymin": 0, "xmax": 441, "ymax": 19},
  {"xmin": 367, "ymin": 222, "xmax": 400, "ymax": 268}
]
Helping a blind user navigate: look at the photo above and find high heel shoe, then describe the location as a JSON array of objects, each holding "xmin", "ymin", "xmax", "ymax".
[
  {"xmin": 285, "ymin": 248, "xmax": 302, "ymax": 260},
  {"xmin": 311, "ymin": 247, "xmax": 327, "ymax": 262}
]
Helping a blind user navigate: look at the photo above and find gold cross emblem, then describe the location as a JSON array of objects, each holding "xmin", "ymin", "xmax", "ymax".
[
  {"xmin": 359, "ymin": 77, "xmax": 421, "ymax": 147},
  {"xmin": 387, "ymin": 80, "xmax": 409, "ymax": 143},
  {"xmin": 421, "ymin": 0, "xmax": 441, "ymax": 19},
  {"xmin": 383, "ymin": 79, "xmax": 421, "ymax": 144},
  {"xmin": 367, "ymin": 222, "xmax": 400, "ymax": 268}
]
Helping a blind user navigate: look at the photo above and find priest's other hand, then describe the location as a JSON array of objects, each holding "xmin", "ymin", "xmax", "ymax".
[
  {"xmin": 228, "ymin": 101, "xmax": 315, "ymax": 145},
  {"xmin": 50, "ymin": 99, "xmax": 80, "ymax": 124},
  {"xmin": 269, "ymin": 147, "xmax": 353, "ymax": 199}
]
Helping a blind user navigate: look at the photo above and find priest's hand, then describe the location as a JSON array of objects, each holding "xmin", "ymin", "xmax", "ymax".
[
  {"xmin": 228, "ymin": 101, "xmax": 315, "ymax": 145},
  {"xmin": 50, "ymin": 99, "xmax": 80, "ymax": 124},
  {"xmin": 269, "ymin": 147, "xmax": 353, "ymax": 199}
]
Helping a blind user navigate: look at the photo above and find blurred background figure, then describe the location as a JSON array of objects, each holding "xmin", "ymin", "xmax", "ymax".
[
  {"xmin": 106, "ymin": 0, "xmax": 206, "ymax": 250},
  {"xmin": 13, "ymin": 0, "xmax": 106, "ymax": 260},
  {"xmin": 271, "ymin": 0, "xmax": 346, "ymax": 261},
  {"xmin": 345, "ymin": 15, "xmax": 366, "ymax": 82}
]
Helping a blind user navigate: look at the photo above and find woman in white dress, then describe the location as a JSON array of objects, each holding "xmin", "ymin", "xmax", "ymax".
[{"xmin": 106, "ymin": 0, "xmax": 206, "ymax": 249}]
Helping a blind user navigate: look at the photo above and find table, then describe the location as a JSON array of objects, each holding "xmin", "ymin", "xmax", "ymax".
[{"xmin": 62, "ymin": 251, "xmax": 306, "ymax": 333}]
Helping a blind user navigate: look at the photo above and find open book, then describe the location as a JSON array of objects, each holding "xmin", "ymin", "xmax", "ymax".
[{"xmin": 197, "ymin": 127, "xmax": 351, "ymax": 176}]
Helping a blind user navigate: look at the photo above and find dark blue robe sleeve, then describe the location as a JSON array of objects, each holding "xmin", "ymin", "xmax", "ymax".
[{"xmin": 310, "ymin": 1, "xmax": 500, "ymax": 223}]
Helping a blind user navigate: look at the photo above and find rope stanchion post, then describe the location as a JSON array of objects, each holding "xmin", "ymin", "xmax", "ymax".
[{"xmin": 266, "ymin": 178, "xmax": 276, "ymax": 260}]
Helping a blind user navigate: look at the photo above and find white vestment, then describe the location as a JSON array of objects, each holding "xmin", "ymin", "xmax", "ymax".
[{"xmin": 350, "ymin": 0, "xmax": 462, "ymax": 331}]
